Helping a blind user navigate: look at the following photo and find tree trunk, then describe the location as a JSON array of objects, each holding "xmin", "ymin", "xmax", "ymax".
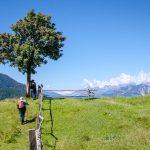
[{"xmin": 26, "ymin": 71, "xmax": 31, "ymax": 97}]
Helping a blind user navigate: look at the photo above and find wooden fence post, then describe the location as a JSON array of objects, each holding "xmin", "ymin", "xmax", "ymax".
[
  {"xmin": 35, "ymin": 128, "xmax": 42, "ymax": 150},
  {"xmin": 29, "ymin": 129, "xmax": 36, "ymax": 150}
]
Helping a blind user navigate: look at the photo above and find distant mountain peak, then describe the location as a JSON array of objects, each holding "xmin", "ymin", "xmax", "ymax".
[{"xmin": 94, "ymin": 82, "xmax": 150, "ymax": 97}]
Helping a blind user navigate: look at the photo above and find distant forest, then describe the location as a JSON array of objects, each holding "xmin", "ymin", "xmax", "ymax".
[{"xmin": 0, "ymin": 73, "xmax": 25, "ymax": 100}]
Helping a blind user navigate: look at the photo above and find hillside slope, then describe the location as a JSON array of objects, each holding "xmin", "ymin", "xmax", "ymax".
[
  {"xmin": 1, "ymin": 96, "xmax": 150, "ymax": 150},
  {"xmin": 0, "ymin": 73, "xmax": 25, "ymax": 100},
  {"xmin": 42, "ymin": 97, "xmax": 150, "ymax": 150},
  {"xmin": 42, "ymin": 96, "xmax": 150, "ymax": 150},
  {"xmin": 0, "ymin": 98, "xmax": 38, "ymax": 150}
]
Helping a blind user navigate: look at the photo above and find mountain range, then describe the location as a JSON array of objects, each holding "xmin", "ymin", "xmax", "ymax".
[
  {"xmin": 1, "ymin": 73, "xmax": 150, "ymax": 99},
  {"xmin": 43, "ymin": 83, "xmax": 150, "ymax": 98},
  {"xmin": 94, "ymin": 83, "xmax": 150, "ymax": 97},
  {"xmin": 0, "ymin": 73, "xmax": 25, "ymax": 100}
]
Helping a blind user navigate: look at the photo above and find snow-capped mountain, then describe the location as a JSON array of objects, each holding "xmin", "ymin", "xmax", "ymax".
[
  {"xmin": 43, "ymin": 83, "xmax": 150, "ymax": 98},
  {"xmin": 94, "ymin": 83, "xmax": 150, "ymax": 97}
]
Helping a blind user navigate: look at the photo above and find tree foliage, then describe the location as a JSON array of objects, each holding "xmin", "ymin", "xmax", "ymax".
[
  {"xmin": 0, "ymin": 10, "xmax": 65, "ymax": 96},
  {"xmin": 0, "ymin": 10, "xmax": 65, "ymax": 74}
]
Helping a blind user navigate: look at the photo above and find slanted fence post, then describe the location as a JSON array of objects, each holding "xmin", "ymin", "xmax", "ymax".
[
  {"xmin": 35, "ymin": 128, "xmax": 42, "ymax": 150},
  {"xmin": 29, "ymin": 129, "xmax": 36, "ymax": 150}
]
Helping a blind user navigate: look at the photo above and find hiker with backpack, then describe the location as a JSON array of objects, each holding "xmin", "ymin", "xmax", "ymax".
[
  {"xmin": 17, "ymin": 97, "xmax": 29, "ymax": 125},
  {"xmin": 30, "ymin": 80, "xmax": 37, "ymax": 100}
]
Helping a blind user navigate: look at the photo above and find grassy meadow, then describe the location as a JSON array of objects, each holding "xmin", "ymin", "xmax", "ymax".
[
  {"xmin": 0, "ymin": 98, "xmax": 38, "ymax": 150},
  {"xmin": 1, "ymin": 96, "xmax": 150, "ymax": 149}
]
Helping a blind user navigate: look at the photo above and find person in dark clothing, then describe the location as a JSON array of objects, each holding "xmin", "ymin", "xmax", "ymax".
[
  {"xmin": 17, "ymin": 97, "xmax": 29, "ymax": 125},
  {"xmin": 30, "ymin": 80, "xmax": 37, "ymax": 100}
]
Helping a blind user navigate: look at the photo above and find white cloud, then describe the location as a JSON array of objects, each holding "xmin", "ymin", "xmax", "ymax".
[{"xmin": 83, "ymin": 71, "xmax": 150, "ymax": 88}]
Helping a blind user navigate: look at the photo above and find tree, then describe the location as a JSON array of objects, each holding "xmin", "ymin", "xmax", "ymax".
[{"xmin": 0, "ymin": 10, "xmax": 65, "ymax": 97}]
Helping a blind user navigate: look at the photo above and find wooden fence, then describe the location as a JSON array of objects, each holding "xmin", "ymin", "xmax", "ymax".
[
  {"xmin": 43, "ymin": 89, "xmax": 96, "ymax": 99},
  {"xmin": 28, "ymin": 88, "xmax": 96, "ymax": 149},
  {"xmin": 29, "ymin": 85, "xmax": 44, "ymax": 150}
]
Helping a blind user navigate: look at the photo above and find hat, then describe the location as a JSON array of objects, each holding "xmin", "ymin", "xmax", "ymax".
[{"xmin": 20, "ymin": 97, "xmax": 24, "ymax": 101}]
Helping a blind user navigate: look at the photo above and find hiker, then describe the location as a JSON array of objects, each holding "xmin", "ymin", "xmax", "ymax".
[
  {"xmin": 30, "ymin": 80, "xmax": 37, "ymax": 100},
  {"xmin": 88, "ymin": 89, "xmax": 91, "ymax": 97},
  {"xmin": 87, "ymin": 89, "xmax": 94, "ymax": 98},
  {"xmin": 17, "ymin": 97, "xmax": 29, "ymax": 125}
]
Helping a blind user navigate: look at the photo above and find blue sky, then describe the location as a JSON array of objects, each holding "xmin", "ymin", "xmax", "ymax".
[{"xmin": 0, "ymin": 0, "xmax": 150, "ymax": 89}]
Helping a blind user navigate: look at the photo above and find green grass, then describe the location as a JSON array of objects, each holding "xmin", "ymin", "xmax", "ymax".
[
  {"xmin": 42, "ymin": 96, "xmax": 150, "ymax": 150},
  {"xmin": 1, "ymin": 96, "xmax": 150, "ymax": 149},
  {"xmin": 0, "ymin": 98, "xmax": 38, "ymax": 150}
]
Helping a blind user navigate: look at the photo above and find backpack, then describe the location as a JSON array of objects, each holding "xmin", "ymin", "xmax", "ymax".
[{"xmin": 18, "ymin": 101, "xmax": 24, "ymax": 109}]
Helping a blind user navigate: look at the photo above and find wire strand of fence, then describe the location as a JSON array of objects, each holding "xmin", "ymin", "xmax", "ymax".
[{"xmin": 42, "ymin": 89, "xmax": 96, "ymax": 99}]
